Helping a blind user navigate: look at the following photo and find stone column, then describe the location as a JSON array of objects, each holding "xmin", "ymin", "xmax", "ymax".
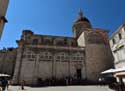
[
  {"xmin": 12, "ymin": 39, "xmax": 25, "ymax": 84},
  {"xmin": 68, "ymin": 50, "xmax": 71, "ymax": 77},
  {"xmin": 52, "ymin": 51, "xmax": 56, "ymax": 79},
  {"xmin": 68, "ymin": 50, "xmax": 71, "ymax": 85},
  {"xmin": 82, "ymin": 51, "xmax": 87, "ymax": 80}
]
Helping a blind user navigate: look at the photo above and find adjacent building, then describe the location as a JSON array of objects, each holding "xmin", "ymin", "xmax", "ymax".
[
  {"xmin": 0, "ymin": 48, "xmax": 17, "ymax": 76},
  {"xmin": 110, "ymin": 24, "xmax": 125, "ymax": 68},
  {"xmin": 0, "ymin": 0, "xmax": 9, "ymax": 39},
  {"xmin": 0, "ymin": 11, "xmax": 114, "ymax": 85}
]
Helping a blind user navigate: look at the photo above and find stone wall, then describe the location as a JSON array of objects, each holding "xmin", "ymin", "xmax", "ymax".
[
  {"xmin": 13, "ymin": 45, "xmax": 85, "ymax": 85},
  {"xmin": 21, "ymin": 30, "xmax": 77, "ymax": 47},
  {"xmin": 84, "ymin": 30, "xmax": 114, "ymax": 82},
  {"xmin": 0, "ymin": 0, "xmax": 9, "ymax": 16},
  {"xmin": 77, "ymin": 32, "xmax": 85, "ymax": 47},
  {"xmin": 0, "ymin": 20, "xmax": 5, "ymax": 38},
  {"xmin": 0, "ymin": 48, "xmax": 17, "ymax": 76},
  {"xmin": 77, "ymin": 30, "xmax": 114, "ymax": 82},
  {"xmin": 0, "ymin": 0, "xmax": 9, "ymax": 38}
]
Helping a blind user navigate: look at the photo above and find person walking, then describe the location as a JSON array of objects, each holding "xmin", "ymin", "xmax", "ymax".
[
  {"xmin": 20, "ymin": 80, "xmax": 25, "ymax": 90},
  {"xmin": 1, "ymin": 77, "xmax": 8, "ymax": 91}
]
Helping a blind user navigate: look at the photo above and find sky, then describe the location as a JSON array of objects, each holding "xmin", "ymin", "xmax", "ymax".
[{"xmin": 0, "ymin": 0, "xmax": 125, "ymax": 49}]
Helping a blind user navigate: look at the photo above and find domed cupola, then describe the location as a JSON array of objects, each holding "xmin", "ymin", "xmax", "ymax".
[{"xmin": 72, "ymin": 9, "xmax": 92, "ymax": 38}]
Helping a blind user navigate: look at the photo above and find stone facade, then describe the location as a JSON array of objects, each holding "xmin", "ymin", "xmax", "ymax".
[
  {"xmin": 0, "ymin": 11, "xmax": 114, "ymax": 85},
  {"xmin": 0, "ymin": 48, "xmax": 17, "ymax": 76},
  {"xmin": 84, "ymin": 30, "xmax": 114, "ymax": 81},
  {"xmin": 12, "ymin": 32, "xmax": 86, "ymax": 84},
  {"xmin": 110, "ymin": 24, "xmax": 125, "ymax": 68},
  {"xmin": 0, "ymin": 0, "xmax": 9, "ymax": 39}
]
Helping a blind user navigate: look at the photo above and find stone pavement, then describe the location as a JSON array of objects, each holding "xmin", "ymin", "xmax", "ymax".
[{"xmin": 6, "ymin": 86, "xmax": 114, "ymax": 91}]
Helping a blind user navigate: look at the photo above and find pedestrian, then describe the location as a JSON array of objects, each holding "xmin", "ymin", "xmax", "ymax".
[
  {"xmin": 98, "ymin": 77, "xmax": 103, "ymax": 86},
  {"xmin": 20, "ymin": 80, "xmax": 25, "ymax": 90},
  {"xmin": 65, "ymin": 77, "xmax": 68, "ymax": 85},
  {"xmin": 1, "ymin": 77, "xmax": 8, "ymax": 91}
]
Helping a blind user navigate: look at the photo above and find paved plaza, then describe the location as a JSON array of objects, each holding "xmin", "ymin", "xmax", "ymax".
[{"xmin": 6, "ymin": 86, "xmax": 114, "ymax": 91}]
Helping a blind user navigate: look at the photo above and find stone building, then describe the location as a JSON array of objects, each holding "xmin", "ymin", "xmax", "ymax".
[
  {"xmin": 0, "ymin": 0, "xmax": 9, "ymax": 39},
  {"xmin": 11, "ymin": 11, "xmax": 114, "ymax": 85},
  {"xmin": 110, "ymin": 24, "xmax": 125, "ymax": 68},
  {"xmin": 0, "ymin": 48, "xmax": 17, "ymax": 76},
  {"xmin": 0, "ymin": 11, "xmax": 114, "ymax": 85}
]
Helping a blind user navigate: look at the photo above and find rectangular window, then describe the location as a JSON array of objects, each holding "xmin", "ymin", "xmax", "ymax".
[
  {"xmin": 45, "ymin": 56, "xmax": 48, "ymax": 58},
  {"xmin": 33, "ymin": 39, "xmax": 38, "ymax": 44},
  {"xmin": 112, "ymin": 39, "xmax": 115, "ymax": 44},
  {"xmin": 118, "ymin": 33, "xmax": 122, "ymax": 40},
  {"xmin": 81, "ymin": 57, "xmax": 83, "ymax": 60},
  {"xmin": 57, "ymin": 56, "xmax": 60, "ymax": 59},
  {"xmin": 49, "ymin": 56, "xmax": 52, "ymax": 59},
  {"xmin": 40, "ymin": 55, "xmax": 43, "ymax": 58},
  {"xmin": 61, "ymin": 56, "xmax": 64, "ymax": 59},
  {"xmin": 27, "ymin": 55, "xmax": 31, "ymax": 58},
  {"xmin": 32, "ymin": 55, "xmax": 36, "ymax": 58},
  {"xmin": 77, "ymin": 57, "xmax": 80, "ymax": 60}
]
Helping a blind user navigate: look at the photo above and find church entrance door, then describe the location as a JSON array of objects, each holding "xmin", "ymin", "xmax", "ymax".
[{"xmin": 76, "ymin": 69, "xmax": 82, "ymax": 79}]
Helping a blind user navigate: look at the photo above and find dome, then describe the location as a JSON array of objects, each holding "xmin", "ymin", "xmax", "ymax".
[
  {"xmin": 75, "ymin": 16, "xmax": 91, "ymax": 24},
  {"xmin": 73, "ymin": 10, "xmax": 92, "ymax": 29},
  {"xmin": 72, "ymin": 10, "xmax": 92, "ymax": 38}
]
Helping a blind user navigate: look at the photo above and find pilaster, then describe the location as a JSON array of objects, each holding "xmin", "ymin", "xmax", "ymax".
[{"xmin": 12, "ymin": 39, "xmax": 25, "ymax": 84}]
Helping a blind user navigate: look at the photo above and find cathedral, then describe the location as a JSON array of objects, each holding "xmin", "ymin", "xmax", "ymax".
[{"xmin": 0, "ymin": 10, "xmax": 114, "ymax": 85}]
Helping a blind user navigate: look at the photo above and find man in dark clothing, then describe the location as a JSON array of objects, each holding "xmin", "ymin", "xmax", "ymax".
[
  {"xmin": 1, "ymin": 77, "xmax": 8, "ymax": 91},
  {"xmin": 21, "ymin": 80, "xmax": 25, "ymax": 90}
]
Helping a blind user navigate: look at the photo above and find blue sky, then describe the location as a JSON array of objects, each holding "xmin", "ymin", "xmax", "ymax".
[{"xmin": 0, "ymin": 0, "xmax": 125, "ymax": 49}]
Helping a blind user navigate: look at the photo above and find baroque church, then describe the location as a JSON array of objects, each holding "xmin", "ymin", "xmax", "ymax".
[{"xmin": 0, "ymin": 10, "xmax": 114, "ymax": 85}]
